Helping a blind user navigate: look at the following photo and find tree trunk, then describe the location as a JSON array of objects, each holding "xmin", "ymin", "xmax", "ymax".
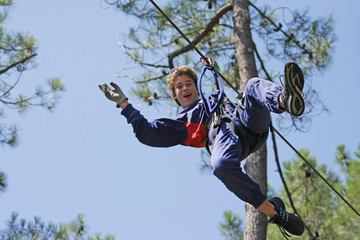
[
  {"xmin": 244, "ymin": 145, "xmax": 268, "ymax": 240},
  {"xmin": 232, "ymin": 0, "xmax": 268, "ymax": 239}
]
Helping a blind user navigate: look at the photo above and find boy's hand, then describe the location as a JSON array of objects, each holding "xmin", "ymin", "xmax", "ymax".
[{"xmin": 99, "ymin": 82, "xmax": 128, "ymax": 108}]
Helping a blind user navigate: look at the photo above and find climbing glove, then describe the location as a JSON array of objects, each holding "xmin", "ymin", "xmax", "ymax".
[{"xmin": 98, "ymin": 82, "xmax": 127, "ymax": 108}]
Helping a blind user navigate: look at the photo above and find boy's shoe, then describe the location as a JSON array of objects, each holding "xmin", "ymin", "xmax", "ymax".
[
  {"xmin": 269, "ymin": 197, "xmax": 305, "ymax": 237},
  {"xmin": 280, "ymin": 62, "xmax": 305, "ymax": 116}
]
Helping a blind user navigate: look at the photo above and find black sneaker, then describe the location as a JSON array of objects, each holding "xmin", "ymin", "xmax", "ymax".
[
  {"xmin": 269, "ymin": 197, "xmax": 305, "ymax": 237},
  {"xmin": 280, "ymin": 62, "xmax": 305, "ymax": 116}
]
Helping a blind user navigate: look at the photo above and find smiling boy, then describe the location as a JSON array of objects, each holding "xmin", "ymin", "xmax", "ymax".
[{"xmin": 99, "ymin": 63, "xmax": 305, "ymax": 237}]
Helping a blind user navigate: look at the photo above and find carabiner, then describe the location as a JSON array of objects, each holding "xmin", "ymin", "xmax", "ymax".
[{"xmin": 199, "ymin": 56, "xmax": 220, "ymax": 74}]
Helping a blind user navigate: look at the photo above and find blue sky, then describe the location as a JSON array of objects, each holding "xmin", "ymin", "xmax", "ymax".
[{"xmin": 1, "ymin": 0, "xmax": 359, "ymax": 239}]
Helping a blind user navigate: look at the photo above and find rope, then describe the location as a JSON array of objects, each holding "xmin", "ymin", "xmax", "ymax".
[{"xmin": 148, "ymin": 0, "xmax": 360, "ymax": 218}]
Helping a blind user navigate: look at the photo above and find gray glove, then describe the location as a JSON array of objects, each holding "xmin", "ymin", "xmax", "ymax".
[{"xmin": 98, "ymin": 82, "xmax": 128, "ymax": 108}]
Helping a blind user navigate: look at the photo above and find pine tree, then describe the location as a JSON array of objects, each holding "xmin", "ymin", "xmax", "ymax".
[
  {"xmin": 268, "ymin": 150, "xmax": 341, "ymax": 239},
  {"xmin": 0, "ymin": 0, "xmax": 65, "ymax": 148},
  {"xmin": 266, "ymin": 146, "xmax": 360, "ymax": 240},
  {"xmin": 333, "ymin": 144, "xmax": 360, "ymax": 239},
  {"xmin": 0, "ymin": 213, "xmax": 115, "ymax": 240},
  {"xmin": 0, "ymin": 0, "xmax": 65, "ymax": 203},
  {"xmin": 219, "ymin": 210, "xmax": 243, "ymax": 240}
]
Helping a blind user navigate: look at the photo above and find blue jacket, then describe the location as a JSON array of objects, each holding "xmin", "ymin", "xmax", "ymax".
[{"xmin": 121, "ymin": 99, "xmax": 209, "ymax": 148}]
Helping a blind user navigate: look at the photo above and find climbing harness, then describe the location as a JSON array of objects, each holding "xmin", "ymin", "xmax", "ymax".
[
  {"xmin": 198, "ymin": 61, "xmax": 268, "ymax": 156},
  {"xmin": 149, "ymin": 0, "xmax": 360, "ymax": 220}
]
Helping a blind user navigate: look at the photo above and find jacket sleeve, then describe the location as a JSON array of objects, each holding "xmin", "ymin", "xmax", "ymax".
[{"xmin": 121, "ymin": 104, "xmax": 188, "ymax": 147}]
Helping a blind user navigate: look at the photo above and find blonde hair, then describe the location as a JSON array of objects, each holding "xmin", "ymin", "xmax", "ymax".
[{"xmin": 167, "ymin": 66, "xmax": 198, "ymax": 105}]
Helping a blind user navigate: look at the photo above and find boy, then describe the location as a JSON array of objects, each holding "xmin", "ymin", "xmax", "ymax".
[{"xmin": 99, "ymin": 62, "xmax": 305, "ymax": 236}]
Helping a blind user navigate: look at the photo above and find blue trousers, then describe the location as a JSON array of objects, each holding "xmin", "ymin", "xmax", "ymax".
[{"xmin": 209, "ymin": 78, "xmax": 284, "ymax": 208}]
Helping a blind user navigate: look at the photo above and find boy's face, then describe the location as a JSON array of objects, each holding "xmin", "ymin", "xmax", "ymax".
[{"xmin": 174, "ymin": 75, "xmax": 199, "ymax": 109}]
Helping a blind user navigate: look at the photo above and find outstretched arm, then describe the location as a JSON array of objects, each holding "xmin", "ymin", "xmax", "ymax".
[{"xmin": 98, "ymin": 82, "xmax": 188, "ymax": 147}]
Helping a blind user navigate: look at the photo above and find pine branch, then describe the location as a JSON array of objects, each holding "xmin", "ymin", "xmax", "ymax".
[
  {"xmin": 117, "ymin": 37, "xmax": 168, "ymax": 69},
  {"xmin": 115, "ymin": 73, "xmax": 167, "ymax": 84},
  {"xmin": 0, "ymin": 71, "xmax": 23, "ymax": 99},
  {"xmin": 248, "ymin": 1, "xmax": 311, "ymax": 57},
  {"xmin": 167, "ymin": 2, "xmax": 233, "ymax": 68},
  {"xmin": 0, "ymin": 54, "xmax": 37, "ymax": 75}
]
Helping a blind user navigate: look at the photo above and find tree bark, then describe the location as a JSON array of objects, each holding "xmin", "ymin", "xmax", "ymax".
[
  {"xmin": 232, "ymin": 0, "xmax": 268, "ymax": 239},
  {"xmin": 244, "ymin": 145, "xmax": 268, "ymax": 240}
]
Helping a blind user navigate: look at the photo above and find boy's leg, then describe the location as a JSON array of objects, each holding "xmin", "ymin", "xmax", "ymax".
[
  {"xmin": 241, "ymin": 77, "xmax": 283, "ymax": 133},
  {"xmin": 237, "ymin": 62, "xmax": 305, "ymax": 237},
  {"xmin": 210, "ymin": 123, "xmax": 305, "ymax": 237},
  {"xmin": 241, "ymin": 62, "xmax": 305, "ymax": 133},
  {"xmin": 210, "ymin": 121, "xmax": 267, "ymax": 209}
]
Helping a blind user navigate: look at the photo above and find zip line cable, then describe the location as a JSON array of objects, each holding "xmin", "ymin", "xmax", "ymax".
[{"xmin": 148, "ymin": 0, "xmax": 360, "ymax": 218}]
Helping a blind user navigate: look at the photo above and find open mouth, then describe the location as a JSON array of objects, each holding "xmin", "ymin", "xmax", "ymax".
[{"xmin": 183, "ymin": 93, "xmax": 192, "ymax": 98}]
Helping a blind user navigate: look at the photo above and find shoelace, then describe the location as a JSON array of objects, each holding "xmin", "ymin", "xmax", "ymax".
[
  {"xmin": 277, "ymin": 225, "xmax": 292, "ymax": 240},
  {"xmin": 272, "ymin": 208, "xmax": 292, "ymax": 240},
  {"xmin": 277, "ymin": 208, "xmax": 289, "ymax": 225}
]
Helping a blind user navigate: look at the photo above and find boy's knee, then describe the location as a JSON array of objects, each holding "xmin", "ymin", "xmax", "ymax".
[
  {"xmin": 212, "ymin": 159, "xmax": 236, "ymax": 180},
  {"xmin": 245, "ymin": 78, "xmax": 260, "ymax": 95}
]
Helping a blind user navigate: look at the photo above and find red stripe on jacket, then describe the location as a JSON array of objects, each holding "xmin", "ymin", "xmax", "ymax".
[{"xmin": 183, "ymin": 122, "xmax": 208, "ymax": 148}]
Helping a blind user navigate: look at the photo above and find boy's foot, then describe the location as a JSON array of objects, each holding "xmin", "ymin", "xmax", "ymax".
[
  {"xmin": 280, "ymin": 62, "xmax": 305, "ymax": 116},
  {"xmin": 269, "ymin": 197, "xmax": 305, "ymax": 237}
]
